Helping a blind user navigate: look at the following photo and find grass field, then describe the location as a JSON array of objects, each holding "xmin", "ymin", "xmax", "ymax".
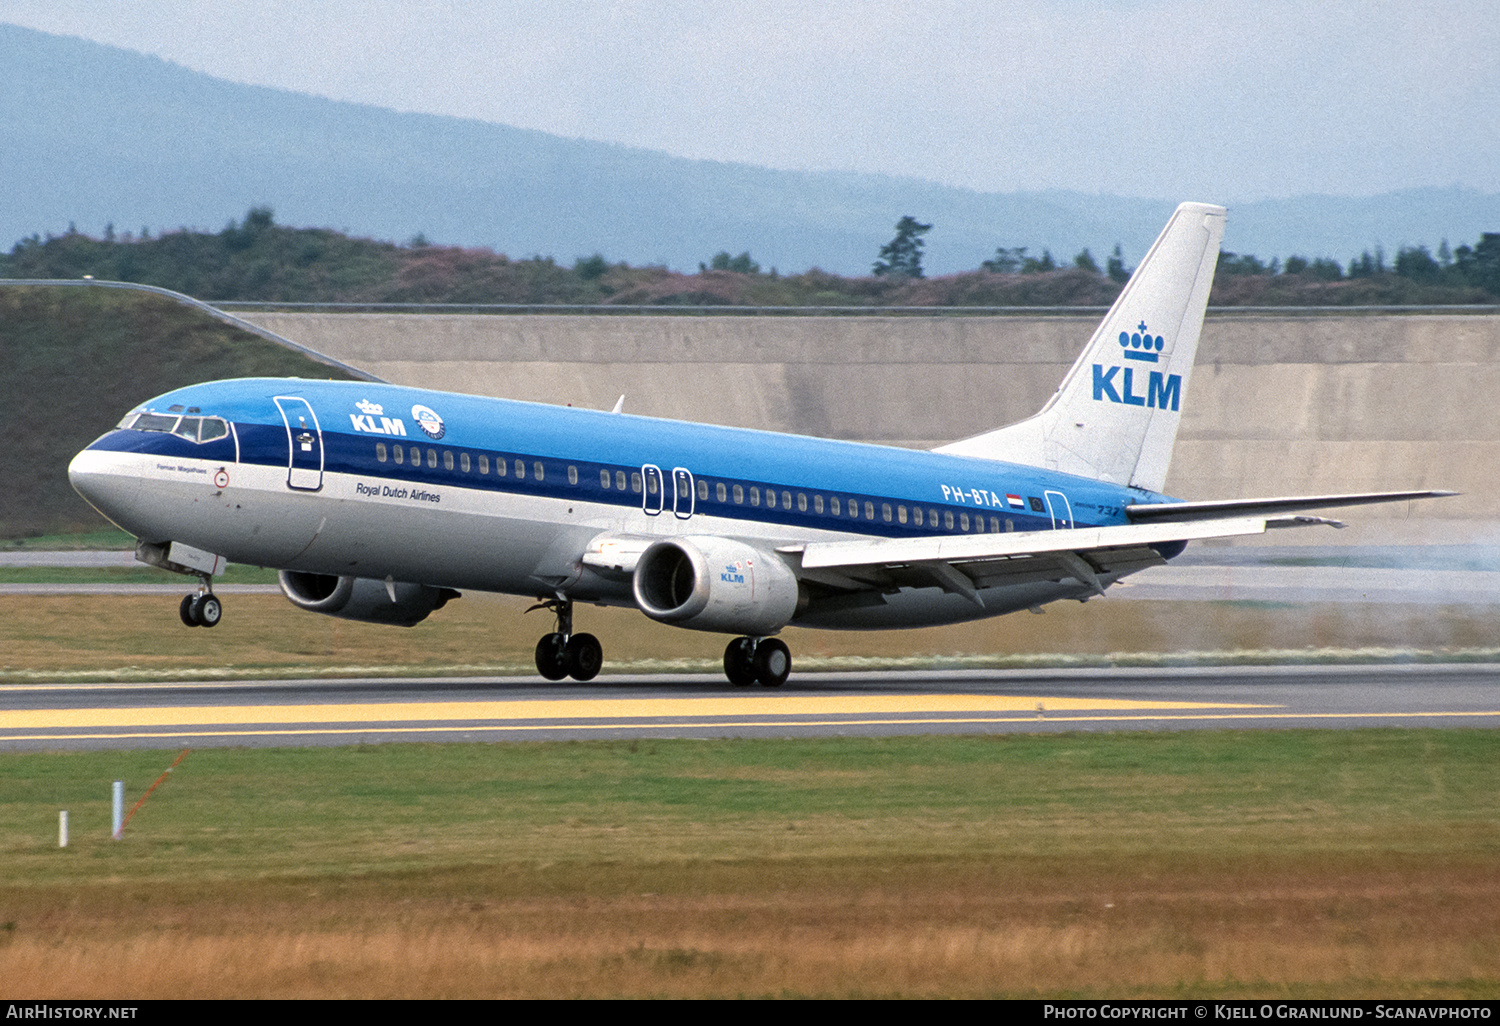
[
  {"xmin": 1, "ymin": 731, "xmax": 1497, "ymax": 999},
  {"xmin": 5, "ymin": 591, "xmax": 1500, "ymax": 682}
]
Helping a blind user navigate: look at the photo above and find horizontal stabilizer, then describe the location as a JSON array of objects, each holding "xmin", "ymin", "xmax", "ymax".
[{"xmin": 1126, "ymin": 490, "xmax": 1457, "ymax": 523}]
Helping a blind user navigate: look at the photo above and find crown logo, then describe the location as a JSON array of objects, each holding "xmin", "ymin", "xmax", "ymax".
[
  {"xmin": 356, "ymin": 399, "xmax": 385, "ymax": 416},
  {"xmin": 1118, "ymin": 321, "xmax": 1167, "ymax": 363}
]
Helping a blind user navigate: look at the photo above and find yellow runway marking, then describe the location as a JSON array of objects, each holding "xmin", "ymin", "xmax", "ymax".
[
  {"xmin": 0, "ymin": 693, "xmax": 1268, "ymax": 730},
  {"xmin": 3, "ymin": 710, "xmax": 1499, "ymax": 745}
]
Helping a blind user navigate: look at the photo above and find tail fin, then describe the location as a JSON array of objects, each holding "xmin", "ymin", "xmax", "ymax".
[{"xmin": 935, "ymin": 201, "xmax": 1226, "ymax": 493}]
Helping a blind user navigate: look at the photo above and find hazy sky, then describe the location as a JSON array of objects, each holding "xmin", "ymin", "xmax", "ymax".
[{"xmin": 3, "ymin": 1, "xmax": 1496, "ymax": 202}]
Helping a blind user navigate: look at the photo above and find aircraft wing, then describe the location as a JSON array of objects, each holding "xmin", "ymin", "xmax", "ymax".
[
  {"xmin": 1125, "ymin": 490, "xmax": 1456, "ymax": 523},
  {"xmin": 779, "ymin": 489, "xmax": 1450, "ymax": 606}
]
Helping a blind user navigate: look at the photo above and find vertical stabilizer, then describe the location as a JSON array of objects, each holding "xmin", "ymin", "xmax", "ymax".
[{"xmin": 935, "ymin": 202, "xmax": 1225, "ymax": 493}]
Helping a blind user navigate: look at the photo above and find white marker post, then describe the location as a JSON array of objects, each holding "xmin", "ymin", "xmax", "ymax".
[
  {"xmin": 59, "ymin": 810, "xmax": 68, "ymax": 848},
  {"xmin": 112, "ymin": 780, "xmax": 124, "ymax": 840}
]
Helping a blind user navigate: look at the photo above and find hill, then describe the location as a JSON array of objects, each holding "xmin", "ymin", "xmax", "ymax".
[
  {"xmin": 2, "ymin": 22, "xmax": 1498, "ymax": 276},
  {"xmin": 1, "ymin": 286, "xmax": 358, "ymax": 538}
]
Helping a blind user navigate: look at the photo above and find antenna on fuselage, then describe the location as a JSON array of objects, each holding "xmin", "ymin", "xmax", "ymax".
[{"xmin": 610, "ymin": 395, "xmax": 625, "ymax": 414}]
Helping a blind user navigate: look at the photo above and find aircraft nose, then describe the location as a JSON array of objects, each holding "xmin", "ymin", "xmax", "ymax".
[{"xmin": 68, "ymin": 447, "xmax": 143, "ymax": 527}]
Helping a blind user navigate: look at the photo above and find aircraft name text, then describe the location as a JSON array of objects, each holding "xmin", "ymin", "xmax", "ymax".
[{"xmin": 354, "ymin": 481, "xmax": 441, "ymax": 504}]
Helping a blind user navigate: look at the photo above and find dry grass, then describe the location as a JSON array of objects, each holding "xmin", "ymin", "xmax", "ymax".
[
  {"xmin": 3, "ymin": 860, "xmax": 1496, "ymax": 998},
  {"xmin": 4, "ymin": 594, "xmax": 1498, "ymax": 680}
]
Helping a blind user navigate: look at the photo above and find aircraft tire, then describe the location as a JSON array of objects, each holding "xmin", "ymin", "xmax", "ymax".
[
  {"xmin": 180, "ymin": 594, "xmax": 201, "ymax": 627},
  {"xmin": 723, "ymin": 637, "xmax": 757, "ymax": 686},
  {"xmin": 535, "ymin": 633, "xmax": 570, "ymax": 681},
  {"xmin": 565, "ymin": 633, "xmax": 603, "ymax": 682},
  {"xmin": 191, "ymin": 594, "xmax": 223, "ymax": 628},
  {"xmin": 752, "ymin": 638, "xmax": 791, "ymax": 687}
]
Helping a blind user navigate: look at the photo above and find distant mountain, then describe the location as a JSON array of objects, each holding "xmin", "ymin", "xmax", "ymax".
[{"xmin": 2, "ymin": 23, "xmax": 1496, "ymax": 277}]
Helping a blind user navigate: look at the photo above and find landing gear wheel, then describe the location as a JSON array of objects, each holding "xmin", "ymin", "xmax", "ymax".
[
  {"xmin": 752, "ymin": 638, "xmax": 791, "ymax": 687},
  {"xmin": 180, "ymin": 594, "xmax": 200, "ymax": 627},
  {"xmin": 723, "ymin": 637, "xmax": 757, "ymax": 686},
  {"xmin": 535, "ymin": 633, "xmax": 569, "ymax": 681},
  {"xmin": 565, "ymin": 633, "xmax": 603, "ymax": 682},
  {"xmin": 190, "ymin": 594, "xmax": 222, "ymax": 628}
]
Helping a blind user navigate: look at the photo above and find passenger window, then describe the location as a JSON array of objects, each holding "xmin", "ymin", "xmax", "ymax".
[
  {"xmin": 913, "ymin": 507, "xmax": 923, "ymax": 527},
  {"xmin": 616, "ymin": 470, "xmax": 627, "ymax": 490},
  {"xmin": 1006, "ymin": 518, "xmax": 1015, "ymax": 532},
  {"xmin": 496, "ymin": 457, "xmax": 506, "ymax": 476},
  {"xmin": 515, "ymin": 459, "xmax": 525, "ymax": 479},
  {"xmin": 813, "ymin": 495, "xmax": 824, "ymax": 514},
  {"xmin": 882, "ymin": 503, "xmax": 893, "ymax": 523},
  {"xmin": 427, "ymin": 449, "xmax": 438, "ymax": 469},
  {"xmin": 864, "ymin": 501, "xmax": 875, "ymax": 520},
  {"xmin": 698, "ymin": 479, "xmax": 709, "ymax": 501},
  {"xmin": 479, "ymin": 455, "xmax": 489, "ymax": 474},
  {"xmin": 646, "ymin": 474, "xmax": 658, "ymax": 495},
  {"xmin": 461, "ymin": 453, "xmax": 470, "ymax": 473},
  {"xmin": 568, "ymin": 465, "xmax": 578, "ymax": 485},
  {"xmin": 797, "ymin": 493, "xmax": 808, "ymax": 512},
  {"xmin": 443, "ymin": 451, "xmax": 454, "ymax": 471},
  {"xmin": 944, "ymin": 511, "xmax": 955, "ymax": 530},
  {"xmin": 376, "ymin": 443, "xmax": 388, "ymax": 463},
  {"xmin": 960, "ymin": 513, "xmax": 970, "ymax": 531},
  {"xmin": 782, "ymin": 491, "xmax": 793, "ymax": 510},
  {"xmin": 897, "ymin": 505, "xmax": 907, "ymax": 524},
  {"xmin": 733, "ymin": 484, "xmax": 744, "ymax": 504},
  {"xmin": 534, "ymin": 462, "xmax": 544, "ymax": 481},
  {"xmin": 630, "ymin": 471, "xmax": 642, "ymax": 493},
  {"xmin": 678, "ymin": 477, "xmax": 691, "ymax": 499},
  {"xmin": 716, "ymin": 482, "xmax": 727, "ymax": 502},
  {"xmin": 600, "ymin": 469, "xmax": 611, "ymax": 488},
  {"xmin": 750, "ymin": 487, "xmax": 760, "ymax": 507},
  {"xmin": 830, "ymin": 496, "xmax": 841, "ymax": 516},
  {"xmin": 393, "ymin": 445, "xmax": 404, "ymax": 465}
]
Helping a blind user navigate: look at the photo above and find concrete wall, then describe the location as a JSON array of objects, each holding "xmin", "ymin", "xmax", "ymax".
[{"xmin": 240, "ymin": 310, "xmax": 1500, "ymax": 542}]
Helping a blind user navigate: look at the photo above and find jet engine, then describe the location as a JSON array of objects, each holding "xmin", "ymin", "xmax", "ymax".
[
  {"xmin": 632, "ymin": 537, "xmax": 803, "ymax": 635},
  {"xmin": 277, "ymin": 571, "xmax": 458, "ymax": 627}
]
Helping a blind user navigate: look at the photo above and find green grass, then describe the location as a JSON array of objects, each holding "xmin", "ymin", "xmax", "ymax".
[
  {"xmin": 0, "ymin": 529, "xmax": 137, "ymax": 551},
  {"xmin": 2, "ymin": 731, "xmax": 1496, "ymax": 997},
  {"xmin": 0, "ymin": 564, "xmax": 279, "ymax": 585},
  {"xmin": 5, "ymin": 731, "xmax": 1496, "ymax": 887}
]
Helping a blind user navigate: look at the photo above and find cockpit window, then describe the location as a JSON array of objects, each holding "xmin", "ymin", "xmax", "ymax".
[{"xmin": 120, "ymin": 411, "xmax": 230, "ymax": 443}]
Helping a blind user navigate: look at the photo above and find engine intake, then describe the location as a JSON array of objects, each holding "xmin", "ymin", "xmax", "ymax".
[
  {"xmin": 277, "ymin": 572, "xmax": 457, "ymax": 627},
  {"xmin": 633, "ymin": 537, "xmax": 802, "ymax": 635}
]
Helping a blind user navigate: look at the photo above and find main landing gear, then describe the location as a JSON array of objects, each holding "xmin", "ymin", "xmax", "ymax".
[
  {"xmin": 723, "ymin": 636, "xmax": 791, "ymax": 687},
  {"xmin": 529, "ymin": 598, "xmax": 603, "ymax": 682},
  {"xmin": 178, "ymin": 577, "xmax": 222, "ymax": 628}
]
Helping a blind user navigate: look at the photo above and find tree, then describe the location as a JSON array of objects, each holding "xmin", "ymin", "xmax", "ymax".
[
  {"xmin": 1073, "ymin": 248, "xmax": 1100, "ymax": 274},
  {"xmin": 981, "ymin": 246, "xmax": 1024, "ymax": 273},
  {"xmin": 1106, "ymin": 244, "xmax": 1131, "ymax": 283},
  {"xmin": 873, "ymin": 216, "xmax": 932, "ymax": 278},
  {"xmin": 703, "ymin": 251, "xmax": 760, "ymax": 274}
]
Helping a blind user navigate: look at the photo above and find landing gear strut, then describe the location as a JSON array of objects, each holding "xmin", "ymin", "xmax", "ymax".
[
  {"xmin": 723, "ymin": 636, "xmax": 790, "ymax": 687},
  {"xmin": 528, "ymin": 597, "xmax": 602, "ymax": 682},
  {"xmin": 178, "ymin": 576, "xmax": 221, "ymax": 628}
]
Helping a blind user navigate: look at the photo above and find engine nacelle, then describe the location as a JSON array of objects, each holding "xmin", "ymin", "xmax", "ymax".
[
  {"xmin": 277, "ymin": 571, "xmax": 457, "ymax": 627},
  {"xmin": 632, "ymin": 537, "xmax": 803, "ymax": 635}
]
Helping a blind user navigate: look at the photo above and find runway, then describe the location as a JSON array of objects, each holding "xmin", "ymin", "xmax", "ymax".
[{"xmin": 3, "ymin": 664, "xmax": 1497, "ymax": 750}]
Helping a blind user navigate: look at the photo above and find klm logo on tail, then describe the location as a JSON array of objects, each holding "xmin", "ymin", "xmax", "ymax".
[{"xmin": 1092, "ymin": 321, "xmax": 1181, "ymax": 411}]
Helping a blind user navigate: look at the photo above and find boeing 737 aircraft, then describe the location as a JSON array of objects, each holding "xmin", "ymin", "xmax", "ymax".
[{"xmin": 69, "ymin": 203, "xmax": 1450, "ymax": 685}]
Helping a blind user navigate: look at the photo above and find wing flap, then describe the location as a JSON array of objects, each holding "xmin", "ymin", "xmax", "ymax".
[{"xmin": 1126, "ymin": 490, "xmax": 1455, "ymax": 523}]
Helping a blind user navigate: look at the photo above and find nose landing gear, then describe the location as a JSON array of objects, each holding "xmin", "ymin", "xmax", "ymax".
[{"xmin": 528, "ymin": 598, "xmax": 603, "ymax": 682}]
